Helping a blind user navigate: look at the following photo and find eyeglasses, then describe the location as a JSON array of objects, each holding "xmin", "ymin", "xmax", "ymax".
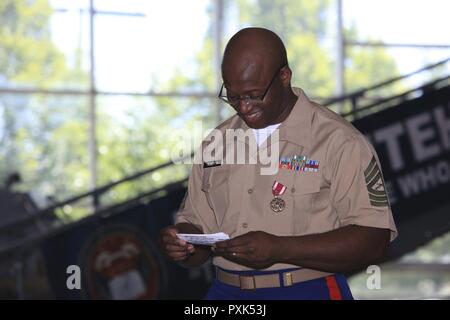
[{"xmin": 218, "ymin": 64, "xmax": 286, "ymax": 106}]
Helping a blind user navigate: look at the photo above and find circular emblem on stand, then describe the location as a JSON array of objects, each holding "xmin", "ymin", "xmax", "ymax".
[{"xmin": 79, "ymin": 225, "xmax": 165, "ymax": 300}]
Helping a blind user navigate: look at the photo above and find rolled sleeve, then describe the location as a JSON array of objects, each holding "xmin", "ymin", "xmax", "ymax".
[{"xmin": 329, "ymin": 135, "xmax": 398, "ymax": 241}]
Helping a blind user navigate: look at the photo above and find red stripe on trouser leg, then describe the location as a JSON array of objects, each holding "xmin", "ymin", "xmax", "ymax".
[{"xmin": 325, "ymin": 275, "xmax": 343, "ymax": 300}]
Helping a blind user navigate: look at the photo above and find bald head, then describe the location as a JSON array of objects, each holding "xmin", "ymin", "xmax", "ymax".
[{"xmin": 222, "ymin": 27, "xmax": 288, "ymax": 80}]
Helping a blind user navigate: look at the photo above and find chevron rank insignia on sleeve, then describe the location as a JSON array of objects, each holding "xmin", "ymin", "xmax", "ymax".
[{"xmin": 364, "ymin": 156, "xmax": 389, "ymax": 207}]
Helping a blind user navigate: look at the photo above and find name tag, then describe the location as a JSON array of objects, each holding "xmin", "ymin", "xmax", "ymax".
[{"xmin": 203, "ymin": 160, "xmax": 222, "ymax": 168}]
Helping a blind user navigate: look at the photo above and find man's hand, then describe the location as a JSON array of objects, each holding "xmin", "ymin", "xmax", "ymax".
[
  {"xmin": 158, "ymin": 223, "xmax": 212, "ymax": 267},
  {"xmin": 214, "ymin": 231, "xmax": 280, "ymax": 269},
  {"xmin": 158, "ymin": 225, "xmax": 195, "ymax": 262}
]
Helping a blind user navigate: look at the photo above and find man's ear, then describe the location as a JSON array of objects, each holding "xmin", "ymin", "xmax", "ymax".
[{"xmin": 280, "ymin": 67, "xmax": 292, "ymax": 86}]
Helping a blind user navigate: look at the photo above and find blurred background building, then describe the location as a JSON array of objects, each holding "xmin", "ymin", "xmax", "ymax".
[{"xmin": 0, "ymin": 0, "xmax": 449, "ymax": 299}]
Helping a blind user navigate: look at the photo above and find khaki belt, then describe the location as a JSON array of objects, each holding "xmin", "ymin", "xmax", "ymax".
[{"xmin": 217, "ymin": 268, "xmax": 333, "ymax": 290}]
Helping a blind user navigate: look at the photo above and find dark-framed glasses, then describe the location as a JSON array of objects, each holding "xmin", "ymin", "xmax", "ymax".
[{"xmin": 218, "ymin": 64, "xmax": 286, "ymax": 106}]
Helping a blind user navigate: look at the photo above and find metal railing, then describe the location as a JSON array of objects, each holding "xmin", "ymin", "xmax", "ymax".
[{"xmin": 324, "ymin": 57, "xmax": 450, "ymax": 112}]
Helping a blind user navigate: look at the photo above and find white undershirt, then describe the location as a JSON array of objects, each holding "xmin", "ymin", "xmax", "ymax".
[{"xmin": 251, "ymin": 123, "xmax": 281, "ymax": 147}]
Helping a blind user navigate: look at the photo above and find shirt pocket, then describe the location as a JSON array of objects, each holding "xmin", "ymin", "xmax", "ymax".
[
  {"xmin": 263, "ymin": 169, "xmax": 296, "ymax": 235},
  {"xmin": 201, "ymin": 165, "xmax": 230, "ymax": 227},
  {"xmin": 290, "ymin": 171, "xmax": 321, "ymax": 234}
]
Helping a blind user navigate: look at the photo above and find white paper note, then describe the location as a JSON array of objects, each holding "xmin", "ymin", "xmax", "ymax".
[{"xmin": 176, "ymin": 232, "xmax": 230, "ymax": 245}]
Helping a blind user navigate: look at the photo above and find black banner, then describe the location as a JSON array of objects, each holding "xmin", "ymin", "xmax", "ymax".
[{"xmin": 353, "ymin": 85, "xmax": 450, "ymax": 223}]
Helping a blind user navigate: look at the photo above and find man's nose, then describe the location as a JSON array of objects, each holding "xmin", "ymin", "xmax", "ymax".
[{"xmin": 237, "ymin": 98, "xmax": 252, "ymax": 114}]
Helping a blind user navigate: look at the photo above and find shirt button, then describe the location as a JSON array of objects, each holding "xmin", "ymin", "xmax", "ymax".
[
  {"xmin": 291, "ymin": 187, "xmax": 296, "ymax": 193},
  {"xmin": 242, "ymin": 223, "xmax": 248, "ymax": 228},
  {"xmin": 247, "ymin": 188, "xmax": 253, "ymax": 194}
]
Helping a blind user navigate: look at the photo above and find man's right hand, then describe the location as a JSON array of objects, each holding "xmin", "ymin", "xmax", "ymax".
[{"xmin": 158, "ymin": 225, "xmax": 195, "ymax": 262}]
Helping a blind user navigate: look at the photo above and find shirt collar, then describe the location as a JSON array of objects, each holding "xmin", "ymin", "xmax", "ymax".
[{"xmin": 278, "ymin": 87, "xmax": 312, "ymax": 148}]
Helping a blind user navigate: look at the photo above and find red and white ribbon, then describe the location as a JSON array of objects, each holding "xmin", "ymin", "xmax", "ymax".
[{"xmin": 272, "ymin": 181, "xmax": 287, "ymax": 196}]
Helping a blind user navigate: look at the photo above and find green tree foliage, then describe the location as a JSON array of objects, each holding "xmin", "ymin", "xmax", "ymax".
[
  {"xmin": 345, "ymin": 26, "xmax": 402, "ymax": 95},
  {"xmin": 0, "ymin": 0, "xmax": 192, "ymax": 211},
  {"xmin": 0, "ymin": 0, "xmax": 88, "ymax": 202},
  {"xmin": 0, "ymin": 0, "xmax": 66, "ymax": 86},
  {"xmin": 96, "ymin": 98, "xmax": 193, "ymax": 205}
]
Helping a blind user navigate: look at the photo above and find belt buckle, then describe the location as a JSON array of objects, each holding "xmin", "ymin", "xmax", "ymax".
[
  {"xmin": 283, "ymin": 272, "xmax": 293, "ymax": 286},
  {"xmin": 239, "ymin": 275, "xmax": 257, "ymax": 290}
]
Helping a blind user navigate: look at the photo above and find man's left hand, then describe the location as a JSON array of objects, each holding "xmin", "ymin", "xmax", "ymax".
[{"xmin": 214, "ymin": 231, "xmax": 280, "ymax": 269}]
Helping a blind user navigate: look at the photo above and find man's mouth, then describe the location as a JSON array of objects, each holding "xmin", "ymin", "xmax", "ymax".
[{"xmin": 243, "ymin": 110, "xmax": 262, "ymax": 121}]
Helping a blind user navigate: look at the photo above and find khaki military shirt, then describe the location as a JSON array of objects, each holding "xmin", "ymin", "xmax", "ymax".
[{"xmin": 176, "ymin": 87, "xmax": 398, "ymax": 271}]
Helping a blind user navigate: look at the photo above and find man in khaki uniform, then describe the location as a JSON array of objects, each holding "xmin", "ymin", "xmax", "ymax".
[{"xmin": 158, "ymin": 27, "xmax": 397, "ymax": 300}]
